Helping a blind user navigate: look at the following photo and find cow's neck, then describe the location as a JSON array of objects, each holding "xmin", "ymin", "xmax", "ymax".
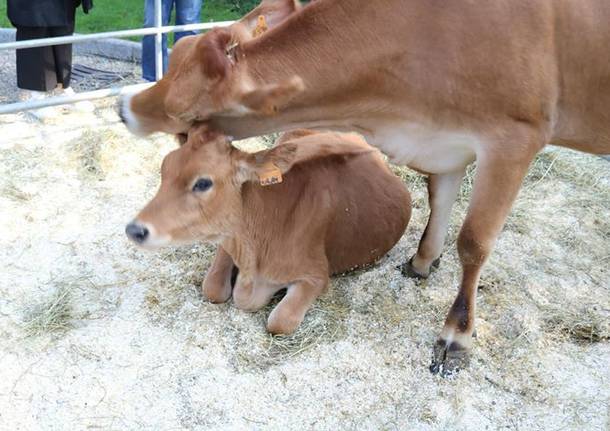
[{"xmin": 210, "ymin": 0, "xmax": 400, "ymax": 139}]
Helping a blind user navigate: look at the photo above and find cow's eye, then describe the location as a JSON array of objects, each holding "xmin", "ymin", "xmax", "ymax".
[{"xmin": 192, "ymin": 178, "xmax": 213, "ymax": 192}]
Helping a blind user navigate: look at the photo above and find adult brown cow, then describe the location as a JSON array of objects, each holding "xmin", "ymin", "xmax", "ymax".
[{"xmin": 119, "ymin": 0, "xmax": 610, "ymax": 375}]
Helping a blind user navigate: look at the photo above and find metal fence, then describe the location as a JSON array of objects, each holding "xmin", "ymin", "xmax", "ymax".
[{"xmin": 0, "ymin": 0, "xmax": 234, "ymax": 114}]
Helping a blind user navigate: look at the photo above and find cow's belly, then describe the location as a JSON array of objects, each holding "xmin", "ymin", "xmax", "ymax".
[{"xmin": 367, "ymin": 124, "xmax": 479, "ymax": 174}]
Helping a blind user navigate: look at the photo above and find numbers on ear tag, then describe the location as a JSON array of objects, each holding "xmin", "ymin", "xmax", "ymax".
[{"xmin": 258, "ymin": 161, "xmax": 283, "ymax": 186}]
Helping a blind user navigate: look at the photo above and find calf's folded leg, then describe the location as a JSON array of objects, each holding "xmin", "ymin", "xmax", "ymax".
[
  {"xmin": 267, "ymin": 276, "xmax": 328, "ymax": 335},
  {"xmin": 202, "ymin": 246, "xmax": 236, "ymax": 303},
  {"xmin": 233, "ymin": 276, "xmax": 281, "ymax": 312}
]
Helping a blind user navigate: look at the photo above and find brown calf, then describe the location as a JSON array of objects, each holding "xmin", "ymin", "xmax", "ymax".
[
  {"xmin": 126, "ymin": 127, "xmax": 411, "ymax": 334},
  {"xmin": 120, "ymin": 0, "xmax": 610, "ymax": 374}
]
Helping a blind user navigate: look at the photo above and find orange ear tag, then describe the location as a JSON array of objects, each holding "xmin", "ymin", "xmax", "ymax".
[
  {"xmin": 258, "ymin": 161, "xmax": 283, "ymax": 186},
  {"xmin": 252, "ymin": 15, "xmax": 269, "ymax": 37}
]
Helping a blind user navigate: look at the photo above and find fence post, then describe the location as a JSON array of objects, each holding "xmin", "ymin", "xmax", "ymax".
[{"xmin": 154, "ymin": 0, "xmax": 163, "ymax": 81}]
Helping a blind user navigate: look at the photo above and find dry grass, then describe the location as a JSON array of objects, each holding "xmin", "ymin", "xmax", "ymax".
[
  {"xmin": 257, "ymin": 297, "xmax": 349, "ymax": 365},
  {"xmin": 1, "ymin": 181, "xmax": 33, "ymax": 202},
  {"xmin": 542, "ymin": 302, "xmax": 610, "ymax": 343},
  {"xmin": 22, "ymin": 284, "xmax": 74, "ymax": 337},
  {"xmin": 68, "ymin": 129, "xmax": 113, "ymax": 179}
]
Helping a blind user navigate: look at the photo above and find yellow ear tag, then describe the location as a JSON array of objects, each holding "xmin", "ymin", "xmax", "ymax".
[
  {"xmin": 258, "ymin": 161, "xmax": 283, "ymax": 186},
  {"xmin": 252, "ymin": 15, "xmax": 269, "ymax": 37}
]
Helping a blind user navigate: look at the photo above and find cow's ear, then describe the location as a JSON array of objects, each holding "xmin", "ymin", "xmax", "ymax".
[
  {"xmin": 241, "ymin": 0, "xmax": 301, "ymax": 36},
  {"xmin": 239, "ymin": 76, "xmax": 305, "ymax": 115},
  {"xmin": 199, "ymin": 28, "xmax": 233, "ymax": 79},
  {"xmin": 267, "ymin": 133, "xmax": 374, "ymax": 170}
]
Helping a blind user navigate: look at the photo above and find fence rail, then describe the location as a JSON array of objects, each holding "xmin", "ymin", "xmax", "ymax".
[{"xmin": 0, "ymin": 0, "xmax": 235, "ymax": 115}]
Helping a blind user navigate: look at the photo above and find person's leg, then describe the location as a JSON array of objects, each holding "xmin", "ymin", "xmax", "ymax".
[
  {"xmin": 49, "ymin": 21, "xmax": 75, "ymax": 90},
  {"xmin": 16, "ymin": 27, "xmax": 57, "ymax": 92},
  {"xmin": 174, "ymin": 0, "xmax": 202, "ymax": 43},
  {"xmin": 47, "ymin": 15, "xmax": 94, "ymax": 112},
  {"xmin": 142, "ymin": 0, "xmax": 172, "ymax": 81},
  {"xmin": 15, "ymin": 26, "xmax": 62, "ymax": 119}
]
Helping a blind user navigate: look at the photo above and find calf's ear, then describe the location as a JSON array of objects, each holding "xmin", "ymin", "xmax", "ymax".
[
  {"xmin": 186, "ymin": 124, "xmax": 231, "ymax": 151},
  {"xmin": 234, "ymin": 143, "xmax": 298, "ymax": 185},
  {"xmin": 239, "ymin": 76, "xmax": 305, "ymax": 115}
]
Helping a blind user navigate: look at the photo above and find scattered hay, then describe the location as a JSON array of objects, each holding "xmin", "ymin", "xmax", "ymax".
[
  {"xmin": 389, "ymin": 163, "xmax": 427, "ymax": 190},
  {"xmin": 22, "ymin": 284, "xmax": 73, "ymax": 337},
  {"xmin": 68, "ymin": 128, "xmax": 124, "ymax": 180},
  {"xmin": 524, "ymin": 149, "xmax": 610, "ymax": 198},
  {"xmin": 389, "ymin": 163, "xmax": 428, "ymax": 212},
  {"xmin": 68, "ymin": 130, "xmax": 104, "ymax": 179},
  {"xmin": 542, "ymin": 303, "xmax": 610, "ymax": 343},
  {"xmin": 1, "ymin": 182, "xmax": 32, "ymax": 202},
  {"xmin": 454, "ymin": 163, "xmax": 477, "ymax": 206},
  {"xmin": 233, "ymin": 288, "xmax": 350, "ymax": 369},
  {"xmin": 0, "ymin": 146, "xmax": 44, "ymax": 185},
  {"xmin": 261, "ymin": 302, "xmax": 347, "ymax": 363},
  {"xmin": 137, "ymin": 244, "xmax": 218, "ymax": 324}
]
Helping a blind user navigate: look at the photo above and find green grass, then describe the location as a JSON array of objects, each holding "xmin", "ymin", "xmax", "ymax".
[{"xmin": 0, "ymin": 0, "xmax": 253, "ymax": 40}]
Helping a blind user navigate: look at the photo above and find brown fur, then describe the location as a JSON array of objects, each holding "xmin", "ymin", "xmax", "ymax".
[
  {"xmin": 121, "ymin": 0, "xmax": 610, "ymax": 373},
  {"xmin": 129, "ymin": 127, "xmax": 411, "ymax": 334}
]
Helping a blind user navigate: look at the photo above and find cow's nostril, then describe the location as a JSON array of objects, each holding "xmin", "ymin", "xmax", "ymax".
[{"xmin": 125, "ymin": 222, "xmax": 149, "ymax": 244}]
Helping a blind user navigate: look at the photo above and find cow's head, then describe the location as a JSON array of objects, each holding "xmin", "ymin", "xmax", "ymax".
[
  {"xmin": 119, "ymin": 0, "xmax": 304, "ymax": 137},
  {"xmin": 125, "ymin": 125, "xmax": 309, "ymax": 248}
]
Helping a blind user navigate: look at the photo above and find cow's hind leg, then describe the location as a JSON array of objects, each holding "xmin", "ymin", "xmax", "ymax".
[
  {"xmin": 402, "ymin": 171, "xmax": 464, "ymax": 278},
  {"xmin": 431, "ymin": 127, "xmax": 543, "ymax": 376},
  {"xmin": 202, "ymin": 246, "xmax": 236, "ymax": 303}
]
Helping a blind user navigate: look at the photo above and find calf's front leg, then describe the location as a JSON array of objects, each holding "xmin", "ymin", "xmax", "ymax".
[
  {"xmin": 202, "ymin": 246, "xmax": 236, "ymax": 303},
  {"xmin": 431, "ymin": 128, "xmax": 542, "ymax": 376},
  {"xmin": 267, "ymin": 276, "xmax": 328, "ymax": 335},
  {"xmin": 233, "ymin": 276, "xmax": 281, "ymax": 312}
]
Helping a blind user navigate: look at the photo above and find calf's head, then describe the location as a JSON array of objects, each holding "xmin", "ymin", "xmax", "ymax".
[
  {"xmin": 126, "ymin": 126, "xmax": 306, "ymax": 248},
  {"xmin": 126, "ymin": 127, "xmax": 373, "ymax": 249},
  {"xmin": 119, "ymin": 0, "xmax": 304, "ymax": 137}
]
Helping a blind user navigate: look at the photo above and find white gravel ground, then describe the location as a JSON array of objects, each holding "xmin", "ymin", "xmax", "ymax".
[{"xmin": 0, "ymin": 54, "xmax": 609, "ymax": 430}]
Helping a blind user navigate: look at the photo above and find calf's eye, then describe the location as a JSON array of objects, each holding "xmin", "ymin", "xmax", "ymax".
[{"xmin": 192, "ymin": 178, "xmax": 213, "ymax": 192}]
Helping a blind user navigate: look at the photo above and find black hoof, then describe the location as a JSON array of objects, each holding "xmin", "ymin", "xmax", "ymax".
[
  {"xmin": 430, "ymin": 338, "xmax": 470, "ymax": 377},
  {"xmin": 398, "ymin": 256, "xmax": 441, "ymax": 279}
]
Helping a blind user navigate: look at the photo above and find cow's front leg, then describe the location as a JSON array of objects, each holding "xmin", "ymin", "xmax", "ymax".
[
  {"xmin": 402, "ymin": 171, "xmax": 464, "ymax": 278},
  {"xmin": 267, "ymin": 276, "xmax": 328, "ymax": 335},
  {"xmin": 202, "ymin": 246, "xmax": 236, "ymax": 303},
  {"xmin": 431, "ymin": 130, "xmax": 542, "ymax": 376}
]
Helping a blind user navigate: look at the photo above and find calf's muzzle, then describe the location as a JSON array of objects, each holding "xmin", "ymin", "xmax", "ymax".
[{"xmin": 125, "ymin": 221, "xmax": 149, "ymax": 244}]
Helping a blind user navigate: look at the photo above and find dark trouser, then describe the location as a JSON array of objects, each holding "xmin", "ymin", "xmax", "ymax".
[{"xmin": 16, "ymin": 23, "xmax": 75, "ymax": 92}]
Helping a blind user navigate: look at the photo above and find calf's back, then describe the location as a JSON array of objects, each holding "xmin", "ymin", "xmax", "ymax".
[{"xmin": 238, "ymin": 133, "xmax": 411, "ymax": 276}]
